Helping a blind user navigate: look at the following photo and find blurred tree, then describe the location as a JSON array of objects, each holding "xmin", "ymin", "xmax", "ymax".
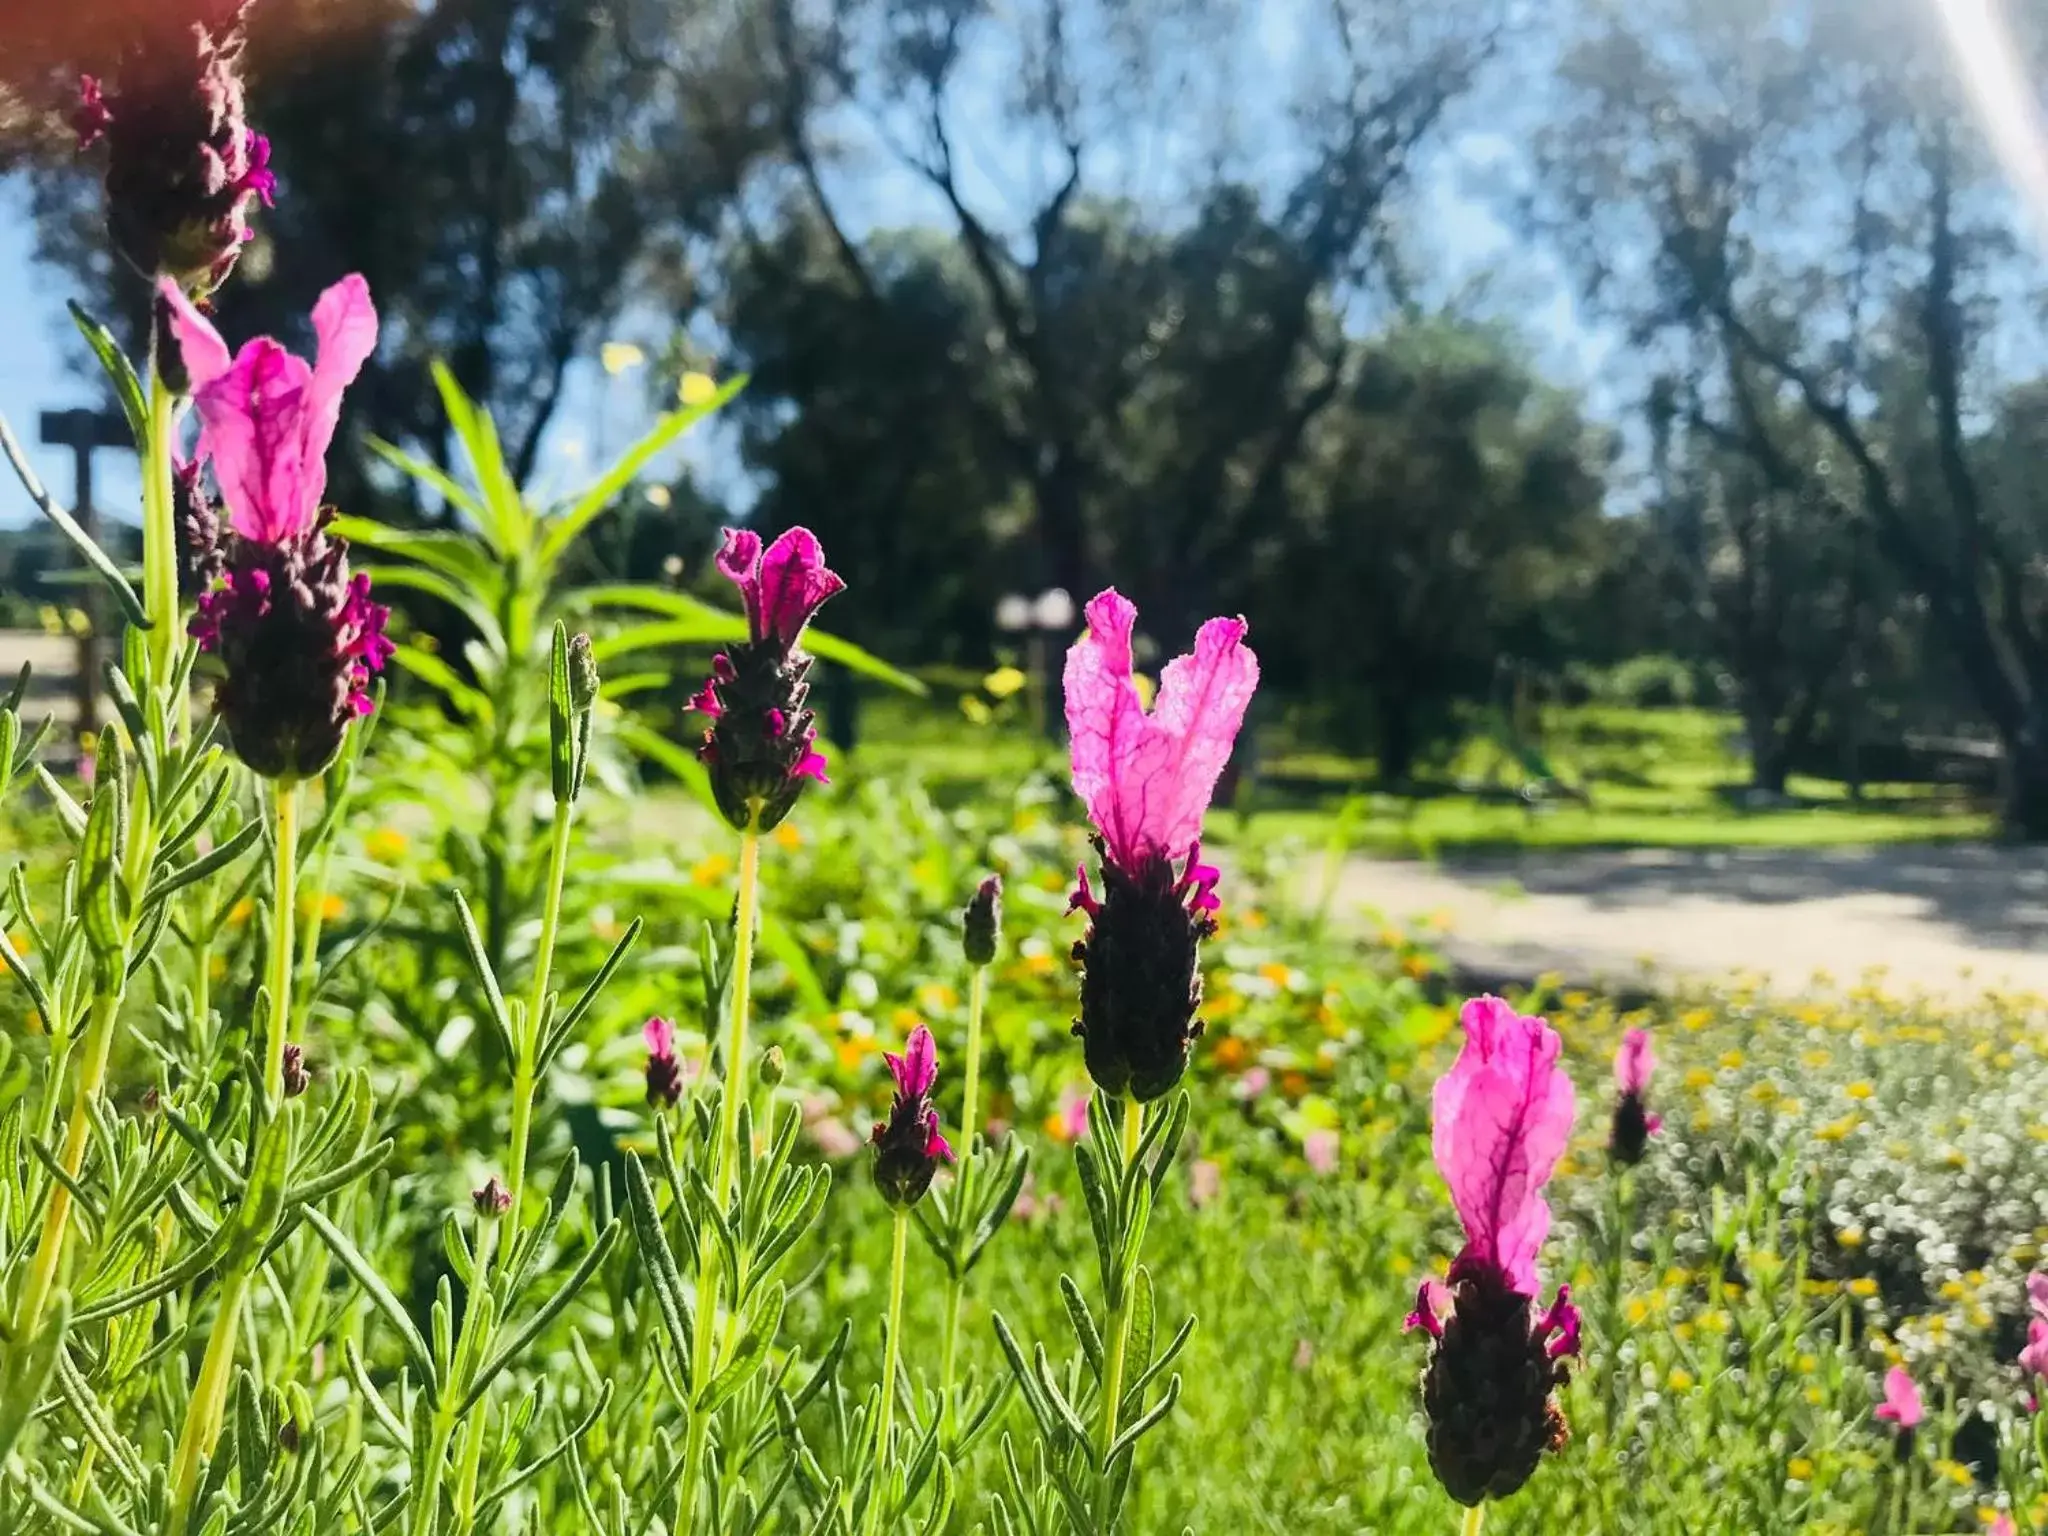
[
  {"xmin": 17, "ymin": 0, "xmax": 777, "ymax": 516},
  {"xmin": 1643, "ymin": 372, "xmax": 1879, "ymax": 794},
  {"xmin": 1527, "ymin": 0, "xmax": 2048, "ymax": 830},
  {"xmin": 729, "ymin": 0, "xmax": 1511, "ymax": 619},
  {"xmin": 1263, "ymin": 318, "xmax": 1608, "ymax": 782}
]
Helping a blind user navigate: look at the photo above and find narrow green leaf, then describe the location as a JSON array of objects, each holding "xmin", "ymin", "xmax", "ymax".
[
  {"xmin": 463, "ymin": 1221, "xmax": 620, "ymax": 1410},
  {"xmin": 451, "ymin": 889, "xmax": 515, "ymax": 1054},
  {"xmin": 68, "ymin": 302, "xmax": 148, "ymax": 444},
  {"xmin": 0, "ymin": 411, "xmax": 148, "ymax": 630},
  {"xmin": 361, "ymin": 440, "xmax": 489, "ymax": 527},
  {"xmin": 622, "ymin": 1155, "xmax": 695, "ymax": 1386},
  {"xmin": 1058, "ymin": 1275, "xmax": 1104, "ymax": 1383},
  {"xmin": 304, "ymin": 1208, "xmax": 438, "ymax": 1398},
  {"xmin": 140, "ymin": 817, "xmax": 262, "ymax": 910}
]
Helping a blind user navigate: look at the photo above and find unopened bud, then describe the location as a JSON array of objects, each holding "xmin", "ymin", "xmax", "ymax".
[
  {"xmin": 761, "ymin": 1045, "xmax": 787, "ymax": 1088},
  {"xmin": 963, "ymin": 873, "xmax": 1003, "ymax": 966},
  {"xmin": 277, "ymin": 1417, "xmax": 301, "ymax": 1454},
  {"xmin": 568, "ymin": 632, "xmax": 600, "ymax": 712},
  {"xmin": 280, "ymin": 1043, "xmax": 310, "ymax": 1098},
  {"xmin": 472, "ymin": 1177, "xmax": 512, "ymax": 1217}
]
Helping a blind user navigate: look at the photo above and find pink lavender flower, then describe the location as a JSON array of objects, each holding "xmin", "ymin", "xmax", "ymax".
[
  {"xmin": 161, "ymin": 276, "xmax": 390, "ymax": 781},
  {"xmin": 644, "ymin": 1016, "xmax": 683, "ymax": 1109},
  {"xmin": 1875, "ymin": 1365, "xmax": 1923, "ymax": 1442},
  {"xmin": 1064, "ymin": 589, "xmax": 1258, "ymax": 1102},
  {"xmin": 2019, "ymin": 1271, "xmax": 2048, "ymax": 1398},
  {"xmin": 1407, "ymin": 995, "xmax": 1580, "ymax": 1508},
  {"xmin": 1304, "ymin": 1128, "xmax": 1340, "ymax": 1177},
  {"xmin": 871, "ymin": 1024, "xmax": 953, "ymax": 1208},
  {"xmin": 690, "ymin": 527, "xmax": 844, "ymax": 832},
  {"xmin": 75, "ymin": 1, "xmax": 273, "ymax": 292},
  {"xmin": 1608, "ymin": 1026, "xmax": 1662, "ymax": 1165},
  {"xmin": 1987, "ymin": 1515, "xmax": 2016, "ymax": 1536}
]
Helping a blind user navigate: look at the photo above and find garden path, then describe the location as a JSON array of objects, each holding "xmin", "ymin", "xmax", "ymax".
[{"xmin": 1325, "ymin": 844, "xmax": 2048, "ymax": 1002}]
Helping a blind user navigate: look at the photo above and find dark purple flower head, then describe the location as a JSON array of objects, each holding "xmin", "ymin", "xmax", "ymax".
[
  {"xmin": 871, "ymin": 1024, "xmax": 953, "ymax": 1209},
  {"xmin": 187, "ymin": 519, "xmax": 390, "ymax": 781},
  {"xmin": 173, "ymin": 456, "xmax": 225, "ymax": 601},
  {"xmin": 279, "ymin": 1042, "xmax": 310, "ymax": 1098},
  {"xmin": 644, "ymin": 1016, "xmax": 683, "ymax": 1110},
  {"xmin": 76, "ymin": 1, "xmax": 272, "ymax": 292},
  {"xmin": 691, "ymin": 526, "xmax": 842, "ymax": 832},
  {"xmin": 963, "ymin": 873, "xmax": 1003, "ymax": 966}
]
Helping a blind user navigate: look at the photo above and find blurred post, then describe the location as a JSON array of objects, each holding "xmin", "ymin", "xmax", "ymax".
[{"xmin": 40, "ymin": 409, "xmax": 132, "ymax": 756}]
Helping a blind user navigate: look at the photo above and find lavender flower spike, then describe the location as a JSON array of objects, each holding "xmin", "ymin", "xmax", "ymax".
[{"xmin": 871, "ymin": 1024, "xmax": 953, "ymax": 1209}]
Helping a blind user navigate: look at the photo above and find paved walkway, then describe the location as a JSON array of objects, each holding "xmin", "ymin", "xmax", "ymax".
[{"xmin": 1323, "ymin": 845, "xmax": 2048, "ymax": 1001}]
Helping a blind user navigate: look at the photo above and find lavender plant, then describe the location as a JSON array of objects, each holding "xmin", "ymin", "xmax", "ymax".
[{"xmin": 5, "ymin": 10, "xmax": 2048, "ymax": 1536}]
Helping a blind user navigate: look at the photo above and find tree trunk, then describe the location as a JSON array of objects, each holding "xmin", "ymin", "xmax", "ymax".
[
  {"xmin": 2003, "ymin": 717, "xmax": 2048, "ymax": 840},
  {"xmin": 1742, "ymin": 706, "xmax": 1789, "ymax": 796},
  {"xmin": 1377, "ymin": 695, "xmax": 1417, "ymax": 789}
]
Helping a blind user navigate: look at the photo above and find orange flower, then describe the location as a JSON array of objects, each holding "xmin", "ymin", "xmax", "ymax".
[{"xmin": 1211, "ymin": 1036, "xmax": 1248, "ymax": 1071}]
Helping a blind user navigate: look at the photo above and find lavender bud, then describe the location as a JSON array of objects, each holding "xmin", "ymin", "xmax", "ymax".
[
  {"xmin": 472, "ymin": 1177, "xmax": 512, "ymax": 1217},
  {"xmin": 280, "ymin": 1043, "xmax": 310, "ymax": 1098},
  {"xmin": 963, "ymin": 873, "xmax": 1003, "ymax": 966}
]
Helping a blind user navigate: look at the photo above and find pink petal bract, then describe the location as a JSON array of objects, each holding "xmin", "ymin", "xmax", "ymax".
[
  {"xmin": 1432, "ymin": 995, "xmax": 1576, "ymax": 1296},
  {"xmin": 1614, "ymin": 1026, "xmax": 1655, "ymax": 1095},
  {"xmin": 755, "ymin": 527, "xmax": 845, "ymax": 646},
  {"xmin": 158, "ymin": 279, "xmax": 232, "ymax": 386},
  {"xmin": 886, "ymin": 1024, "xmax": 938, "ymax": 1098},
  {"xmin": 162, "ymin": 274, "xmax": 378, "ymax": 546},
  {"xmin": 1063, "ymin": 589, "xmax": 1258, "ymax": 869},
  {"xmin": 2020, "ymin": 1317, "xmax": 2048, "ymax": 1382},
  {"xmin": 1874, "ymin": 1365, "xmax": 1923, "ymax": 1428},
  {"xmin": 643, "ymin": 1015, "xmax": 676, "ymax": 1059}
]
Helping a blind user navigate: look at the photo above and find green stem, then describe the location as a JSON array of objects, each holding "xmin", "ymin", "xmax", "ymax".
[
  {"xmin": 868, "ymin": 1209, "xmax": 910, "ymax": 1536},
  {"xmin": 676, "ymin": 826, "xmax": 764, "ymax": 1536},
  {"xmin": 501, "ymin": 809, "xmax": 574, "ymax": 1258},
  {"xmin": 716, "ymin": 828, "xmax": 762, "ymax": 1203},
  {"xmin": 14, "ymin": 984, "xmax": 123, "ymax": 1336},
  {"xmin": 141, "ymin": 369, "xmax": 178, "ymax": 698},
  {"xmin": 938, "ymin": 965, "xmax": 989, "ymax": 1438},
  {"xmin": 166, "ymin": 1260, "xmax": 255, "ymax": 1536},
  {"xmin": 418, "ymin": 1218, "xmax": 501, "ymax": 1536},
  {"xmin": 1460, "ymin": 1504, "xmax": 1486, "ymax": 1536},
  {"xmin": 1604, "ymin": 1167, "xmax": 1631, "ymax": 1432},
  {"xmin": 1093, "ymin": 1097, "xmax": 1146, "ymax": 1527},
  {"xmin": 264, "ymin": 783, "xmax": 298, "ymax": 1104}
]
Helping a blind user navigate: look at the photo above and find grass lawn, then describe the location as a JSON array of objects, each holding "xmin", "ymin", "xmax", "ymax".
[{"xmin": 840, "ymin": 694, "xmax": 1997, "ymax": 856}]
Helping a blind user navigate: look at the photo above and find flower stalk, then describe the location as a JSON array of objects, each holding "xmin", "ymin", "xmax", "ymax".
[
  {"xmin": 1094, "ymin": 1098, "xmax": 1145, "ymax": 1506},
  {"xmin": 937, "ymin": 963, "xmax": 988, "ymax": 1434},
  {"xmin": 264, "ymin": 782, "xmax": 298, "ymax": 1102},
  {"xmin": 142, "ymin": 368, "xmax": 179, "ymax": 696},
  {"xmin": 1461, "ymin": 1505, "xmax": 1487, "ymax": 1536},
  {"xmin": 165, "ymin": 1261, "xmax": 255, "ymax": 1535},
  {"xmin": 677, "ymin": 822, "xmax": 763, "ymax": 1534},
  {"xmin": 14, "ymin": 984, "xmax": 124, "ymax": 1337},
  {"xmin": 869, "ymin": 1207, "xmax": 910, "ymax": 1535}
]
